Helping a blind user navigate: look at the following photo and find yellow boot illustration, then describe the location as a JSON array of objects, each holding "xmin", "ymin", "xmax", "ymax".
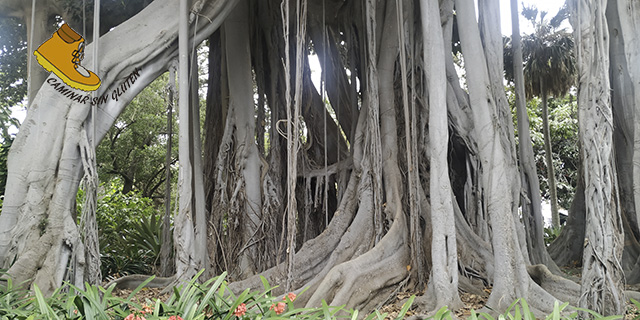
[{"xmin": 34, "ymin": 23, "xmax": 101, "ymax": 92}]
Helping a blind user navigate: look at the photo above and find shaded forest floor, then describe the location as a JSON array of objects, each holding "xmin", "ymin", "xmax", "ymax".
[
  {"xmin": 109, "ymin": 265, "xmax": 640, "ymax": 319},
  {"xmin": 110, "ymin": 286, "xmax": 490, "ymax": 318}
]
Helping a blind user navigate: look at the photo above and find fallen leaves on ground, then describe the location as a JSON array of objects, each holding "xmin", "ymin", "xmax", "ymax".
[
  {"xmin": 454, "ymin": 291, "xmax": 489, "ymax": 319},
  {"xmin": 112, "ymin": 287, "xmax": 171, "ymax": 305},
  {"xmin": 380, "ymin": 291, "xmax": 418, "ymax": 319}
]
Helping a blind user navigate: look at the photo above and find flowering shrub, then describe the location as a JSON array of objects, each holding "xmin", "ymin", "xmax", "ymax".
[
  {"xmin": 234, "ymin": 303, "xmax": 247, "ymax": 317},
  {"xmin": 0, "ymin": 273, "xmax": 629, "ymax": 320},
  {"xmin": 0, "ymin": 271, "xmax": 415, "ymax": 319},
  {"xmin": 285, "ymin": 292, "xmax": 297, "ymax": 302},
  {"xmin": 270, "ymin": 302, "xmax": 287, "ymax": 315},
  {"xmin": 141, "ymin": 304, "xmax": 154, "ymax": 314},
  {"xmin": 124, "ymin": 314, "xmax": 147, "ymax": 320}
]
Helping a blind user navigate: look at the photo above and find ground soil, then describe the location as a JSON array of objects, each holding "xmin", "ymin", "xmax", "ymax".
[
  {"xmin": 112, "ymin": 287, "xmax": 172, "ymax": 306},
  {"xmin": 111, "ymin": 266, "xmax": 640, "ymax": 319}
]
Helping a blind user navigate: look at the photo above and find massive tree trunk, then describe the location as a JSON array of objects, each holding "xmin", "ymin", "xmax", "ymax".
[
  {"xmin": 6, "ymin": 0, "xmax": 638, "ymax": 315},
  {"xmin": 611, "ymin": 0, "xmax": 640, "ymax": 286},
  {"xmin": 572, "ymin": 0, "xmax": 626, "ymax": 315},
  {"xmin": 420, "ymin": 0, "xmax": 462, "ymax": 310},
  {"xmin": 606, "ymin": 0, "xmax": 640, "ymax": 279},
  {"xmin": 454, "ymin": 0, "xmax": 559, "ymax": 313},
  {"xmin": 0, "ymin": 0, "xmax": 239, "ymax": 295},
  {"xmin": 548, "ymin": 175, "xmax": 586, "ymax": 266},
  {"xmin": 617, "ymin": 1, "xmax": 640, "ymax": 243},
  {"xmin": 212, "ymin": 0, "xmax": 265, "ymax": 279}
]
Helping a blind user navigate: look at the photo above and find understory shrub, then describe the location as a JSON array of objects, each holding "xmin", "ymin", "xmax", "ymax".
[
  {"xmin": 543, "ymin": 226, "xmax": 563, "ymax": 246},
  {"xmin": 0, "ymin": 271, "xmax": 413, "ymax": 320},
  {"xmin": 0, "ymin": 271, "xmax": 634, "ymax": 320},
  {"xmin": 77, "ymin": 179, "xmax": 168, "ymax": 278}
]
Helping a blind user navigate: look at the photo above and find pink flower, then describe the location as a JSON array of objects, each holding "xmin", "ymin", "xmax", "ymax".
[
  {"xmin": 234, "ymin": 303, "xmax": 247, "ymax": 317},
  {"xmin": 124, "ymin": 314, "xmax": 146, "ymax": 320},
  {"xmin": 270, "ymin": 302, "xmax": 286, "ymax": 315},
  {"xmin": 167, "ymin": 316, "xmax": 184, "ymax": 320},
  {"xmin": 283, "ymin": 292, "xmax": 297, "ymax": 302},
  {"xmin": 141, "ymin": 304, "xmax": 153, "ymax": 314}
]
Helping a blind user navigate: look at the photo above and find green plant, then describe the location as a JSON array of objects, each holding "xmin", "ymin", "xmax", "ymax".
[
  {"xmin": 544, "ymin": 226, "xmax": 562, "ymax": 246},
  {"xmin": 629, "ymin": 299, "xmax": 640, "ymax": 320},
  {"xmin": 38, "ymin": 217, "xmax": 48, "ymax": 236},
  {"xmin": 471, "ymin": 298, "xmax": 535, "ymax": 320},
  {"xmin": 1, "ymin": 275, "xmax": 632, "ymax": 320},
  {"xmin": 0, "ymin": 277, "xmax": 31, "ymax": 318},
  {"xmin": 509, "ymin": 91, "xmax": 579, "ymax": 210},
  {"xmin": 0, "ymin": 138, "xmax": 13, "ymax": 200},
  {"xmin": 124, "ymin": 213, "xmax": 166, "ymax": 264},
  {"xmin": 89, "ymin": 179, "xmax": 165, "ymax": 278}
]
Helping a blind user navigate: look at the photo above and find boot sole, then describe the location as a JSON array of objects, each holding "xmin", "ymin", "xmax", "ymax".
[{"xmin": 34, "ymin": 50, "xmax": 101, "ymax": 92}]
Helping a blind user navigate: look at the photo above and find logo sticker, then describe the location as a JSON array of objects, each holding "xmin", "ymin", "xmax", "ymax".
[{"xmin": 34, "ymin": 23, "xmax": 101, "ymax": 92}]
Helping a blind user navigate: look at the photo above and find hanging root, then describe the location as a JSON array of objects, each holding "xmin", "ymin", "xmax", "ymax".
[
  {"xmin": 228, "ymin": 174, "xmax": 361, "ymax": 294},
  {"xmin": 229, "ymin": 172, "xmax": 409, "ymax": 315}
]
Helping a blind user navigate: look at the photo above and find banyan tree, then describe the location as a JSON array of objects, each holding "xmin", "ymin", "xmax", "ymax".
[{"xmin": 0, "ymin": 0, "xmax": 639, "ymax": 316}]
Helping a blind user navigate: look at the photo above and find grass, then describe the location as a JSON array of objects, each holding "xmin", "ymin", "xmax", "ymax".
[
  {"xmin": 0, "ymin": 271, "xmax": 412, "ymax": 320},
  {"xmin": 0, "ymin": 271, "xmax": 636, "ymax": 320}
]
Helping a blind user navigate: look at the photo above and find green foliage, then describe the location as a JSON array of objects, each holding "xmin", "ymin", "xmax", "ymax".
[
  {"xmin": 544, "ymin": 226, "xmax": 563, "ymax": 246},
  {"xmin": 96, "ymin": 73, "xmax": 177, "ymax": 199},
  {"xmin": 504, "ymin": 4, "xmax": 578, "ymax": 211},
  {"xmin": 511, "ymin": 91, "xmax": 579, "ymax": 209},
  {"xmin": 0, "ymin": 272, "xmax": 398, "ymax": 320},
  {"xmin": 0, "ymin": 277, "xmax": 31, "ymax": 317},
  {"xmin": 90, "ymin": 179, "xmax": 166, "ymax": 278},
  {"xmin": 0, "ymin": 277, "xmax": 145, "ymax": 319},
  {"xmin": 533, "ymin": 96, "xmax": 579, "ymax": 209},
  {"xmin": 0, "ymin": 17, "xmax": 26, "ymax": 142},
  {"xmin": 470, "ymin": 299, "xmax": 623, "ymax": 320},
  {"xmin": 0, "ymin": 137, "xmax": 10, "ymax": 216},
  {"xmin": 504, "ymin": 5, "xmax": 576, "ymax": 100},
  {"xmin": 629, "ymin": 299, "xmax": 640, "ymax": 320},
  {"xmin": 0, "ymin": 17, "xmax": 25, "ymax": 199},
  {"xmin": 0, "ymin": 277, "xmax": 633, "ymax": 320},
  {"xmin": 125, "ymin": 213, "xmax": 165, "ymax": 261},
  {"xmin": 0, "ymin": 138, "xmax": 12, "ymax": 198}
]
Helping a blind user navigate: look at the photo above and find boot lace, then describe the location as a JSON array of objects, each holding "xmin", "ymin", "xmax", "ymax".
[{"xmin": 72, "ymin": 42, "xmax": 85, "ymax": 67}]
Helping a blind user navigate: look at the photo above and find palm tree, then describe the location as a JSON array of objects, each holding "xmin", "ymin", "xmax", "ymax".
[{"xmin": 506, "ymin": 5, "xmax": 576, "ymax": 229}]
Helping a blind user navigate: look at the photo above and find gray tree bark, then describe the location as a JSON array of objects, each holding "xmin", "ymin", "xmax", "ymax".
[
  {"xmin": 454, "ymin": 0, "xmax": 559, "ymax": 313},
  {"xmin": 510, "ymin": 0, "xmax": 560, "ymax": 274},
  {"xmin": 0, "ymin": 0, "xmax": 239, "ymax": 295},
  {"xmin": 540, "ymin": 85, "xmax": 561, "ymax": 229},
  {"xmin": 421, "ymin": 0, "xmax": 462, "ymax": 310},
  {"xmin": 606, "ymin": 0, "xmax": 640, "ymax": 277},
  {"xmin": 223, "ymin": 0, "xmax": 263, "ymax": 278},
  {"xmin": 160, "ymin": 66, "xmax": 175, "ymax": 277},
  {"xmin": 572, "ymin": 0, "xmax": 626, "ymax": 315},
  {"xmin": 174, "ymin": 0, "xmax": 204, "ymax": 281},
  {"xmin": 548, "ymin": 175, "xmax": 586, "ymax": 266},
  {"xmin": 616, "ymin": 0, "xmax": 640, "ymax": 239},
  {"xmin": 3, "ymin": 0, "xmax": 619, "ymax": 313}
]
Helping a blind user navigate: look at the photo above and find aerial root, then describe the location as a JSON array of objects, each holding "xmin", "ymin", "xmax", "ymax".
[
  {"xmin": 305, "ymin": 213, "xmax": 409, "ymax": 312},
  {"xmin": 527, "ymin": 264, "xmax": 580, "ymax": 305}
]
